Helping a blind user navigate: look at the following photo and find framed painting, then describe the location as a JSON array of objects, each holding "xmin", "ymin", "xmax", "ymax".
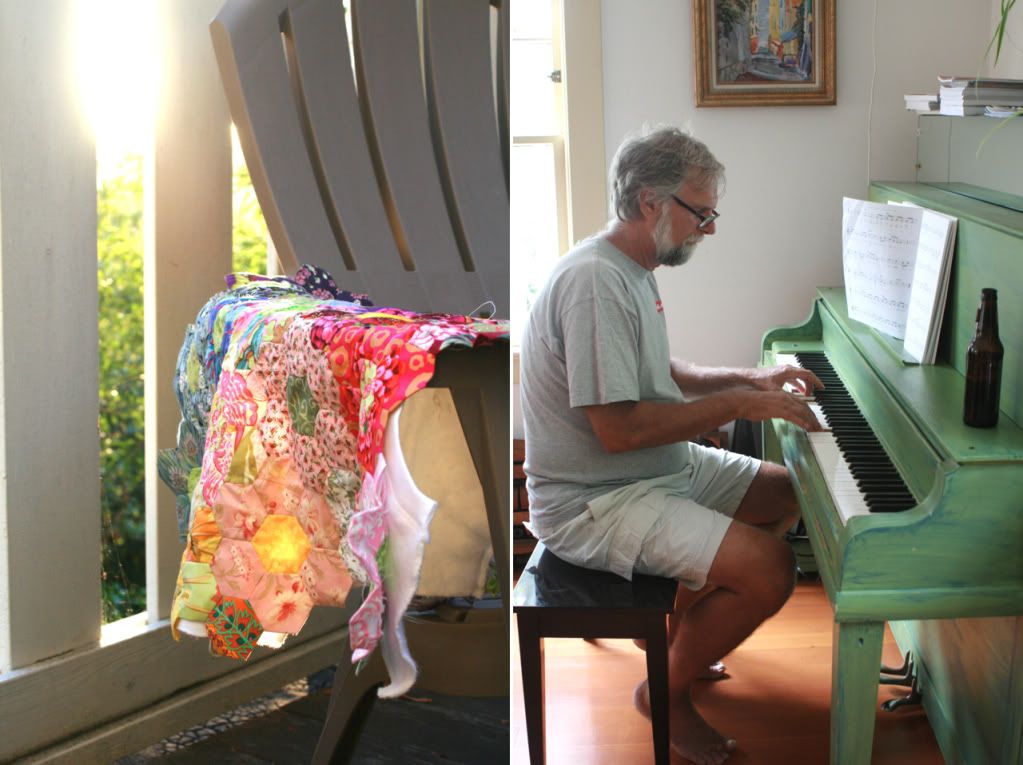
[{"xmin": 693, "ymin": 0, "xmax": 835, "ymax": 107}]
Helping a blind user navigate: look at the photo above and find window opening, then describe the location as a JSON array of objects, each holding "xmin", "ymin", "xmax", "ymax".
[{"xmin": 510, "ymin": 0, "xmax": 567, "ymax": 346}]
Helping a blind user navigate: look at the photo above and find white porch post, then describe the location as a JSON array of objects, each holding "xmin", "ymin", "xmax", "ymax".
[
  {"xmin": 0, "ymin": 0, "xmax": 101, "ymax": 672},
  {"xmin": 145, "ymin": 0, "xmax": 233, "ymax": 622}
]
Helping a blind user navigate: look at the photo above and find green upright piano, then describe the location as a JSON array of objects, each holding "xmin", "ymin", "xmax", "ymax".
[{"xmin": 762, "ymin": 116, "xmax": 1023, "ymax": 765}]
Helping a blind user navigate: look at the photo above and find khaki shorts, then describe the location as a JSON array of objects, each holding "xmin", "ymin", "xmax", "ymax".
[{"xmin": 540, "ymin": 442, "xmax": 761, "ymax": 590}]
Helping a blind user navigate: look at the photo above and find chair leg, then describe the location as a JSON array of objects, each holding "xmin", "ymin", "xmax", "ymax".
[
  {"xmin": 645, "ymin": 614, "xmax": 671, "ymax": 765},
  {"xmin": 429, "ymin": 346, "xmax": 510, "ymax": 610},
  {"xmin": 516, "ymin": 613, "xmax": 546, "ymax": 765},
  {"xmin": 311, "ymin": 650, "xmax": 387, "ymax": 764}
]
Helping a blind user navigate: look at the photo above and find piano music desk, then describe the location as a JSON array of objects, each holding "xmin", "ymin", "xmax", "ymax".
[{"xmin": 762, "ymin": 180, "xmax": 1023, "ymax": 765}]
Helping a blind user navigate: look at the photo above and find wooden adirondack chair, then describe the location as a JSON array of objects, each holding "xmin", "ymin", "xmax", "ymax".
[{"xmin": 209, "ymin": 0, "xmax": 509, "ymax": 759}]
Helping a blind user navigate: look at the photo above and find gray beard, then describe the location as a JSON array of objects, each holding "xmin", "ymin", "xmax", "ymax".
[
  {"xmin": 655, "ymin": 241, "xmax": 695, "ymax": 267},
  {"xmin": 652, "ymin": 206, "xmax": 700, "ymax": 267}
]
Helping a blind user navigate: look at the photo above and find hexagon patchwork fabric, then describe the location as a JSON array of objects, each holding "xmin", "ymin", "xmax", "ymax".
[
  {"xmin": 206, "ymin": 594, "xmax": 263, "ymax": 660},
  {"xmin": 159, "ymin": 268, "xmax": 506, "ymax": 697}
]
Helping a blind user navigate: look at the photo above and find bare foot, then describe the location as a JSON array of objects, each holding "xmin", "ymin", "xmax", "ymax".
[
  {"xmin": 631, "ymin": 640, "xmax": 728, "ymax": 681},
  {"xmin": 633, "ymin": 680, "xmax": 737, "ymax": 765}
]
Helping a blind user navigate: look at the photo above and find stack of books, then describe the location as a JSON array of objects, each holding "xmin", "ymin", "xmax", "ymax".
[
  {"xmin": 985, "ymin": 104, "xmax": 1023, "ymax": 118},
  {"xmin": 904, "ymin": 93, "xmax": 938, "ymax": 113},
  {"xmin": 937, "ymin": 75, "xmax": 1023, "ymax": 116}
]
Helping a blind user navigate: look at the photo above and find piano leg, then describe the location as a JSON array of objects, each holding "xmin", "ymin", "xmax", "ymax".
[{"xmin": 831, "ymin": 620, "xmax": 884, "ymax": 765}]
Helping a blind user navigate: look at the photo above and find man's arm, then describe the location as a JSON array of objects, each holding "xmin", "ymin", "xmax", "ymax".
[
  {"xmin": 670, "ymin": 358, "xmax": 823, "ymax": 398},
  {"xmin": 584, "ymin": 388, "xmax": 822, "ymax": 454}
]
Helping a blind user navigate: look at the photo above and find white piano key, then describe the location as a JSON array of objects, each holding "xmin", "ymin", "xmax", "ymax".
[
  {"xmin": 809, "ymin": 403, "xmax": 830, "ymax": 430},
  {"xmin": 775, "ymin": 353, "xmax": 799, "ymax": 366},
  {"xmin": 776, "ymin": 350, "xmax": 877, "ymax": 525},
  {"xmin": 808, "ymin": 432, "xmax": 872, "ymax": 525},
  {"xmin": 776, "ymin": 352, "xmax": 815, "ymax": 399}
]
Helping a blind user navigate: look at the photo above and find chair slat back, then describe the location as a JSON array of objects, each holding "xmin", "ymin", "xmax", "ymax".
[
  {"xmin": 422, "ymin": 0, "xmax": 509, "ymax": 315},
  {"xmin": 348, "ymin": 0, "xmax": 485, "ymax": 313},
  {"xmin": 284, "ymin": 0, "xmax": 429, "ymax": 310},
  {"xmin": 210, "ymin": 0, "xmax": 360, "ymax": 291},
  {"xmin": 211, "ymin": 0, "xmax": 508, "ymax": 316}
]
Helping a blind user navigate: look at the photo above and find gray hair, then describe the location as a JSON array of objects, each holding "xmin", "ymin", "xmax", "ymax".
[{"xmin": 609, "ymin": 127, "xmax": 724, "ymax": 222}]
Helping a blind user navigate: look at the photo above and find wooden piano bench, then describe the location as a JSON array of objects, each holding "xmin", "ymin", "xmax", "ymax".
[{"xmin": 512, "ymin": 541, "xmax": 677, "ymax": 764}]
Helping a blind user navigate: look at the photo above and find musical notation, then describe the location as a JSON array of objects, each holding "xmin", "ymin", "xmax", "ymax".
[
  {"xmin": 842, "ymin": 305, "xmax": 905, "ymax": 333},
  {"xmin": 844, "ymin": 269, "xmax": 914, "ymax": 290},
  {"xmin": 841, "ymin": 197, "xmax": 957, "ymax": 361},
  {"xmin": 842, "ymin": 207, "xmax": 919, "ymax": 233},
  {"xmin": 843, "ymin": 229, "xmax": 915, "ymax": 248},
  {"xmin": 844, "ymin": 251, "xmax": 913, "ymax": 270}
]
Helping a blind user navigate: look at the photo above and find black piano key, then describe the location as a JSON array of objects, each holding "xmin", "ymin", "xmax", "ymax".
[
  {"xmin": 795, "ymin": 351, "xmax": 916, "ymax": 515},
  {"xmin": 867, "ymin": 494, "xmax": 916, "ymax": 502},
  {"xmin": 852, "ymin": 470, "xmax": 904, "ymax": 480},
  {"xmin": 859, "ymin": 490, "xmax": 916, "ymax": 501},
  {"xmin": 849, "ymin": 467, "xmax": 901, "ymax": 480},
  {"xmin": 856, "ymin": 480, "xmax": 909, "ymax": 491}
]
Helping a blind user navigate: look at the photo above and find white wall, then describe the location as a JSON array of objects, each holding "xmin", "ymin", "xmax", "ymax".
[{"xmin": 599, "ymin": 0, "xmax": 992, "ymax": 368}]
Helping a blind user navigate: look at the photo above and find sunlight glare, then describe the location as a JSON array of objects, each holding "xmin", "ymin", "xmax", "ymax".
[{"xmin": 76, "ymin": 0, "xmax": 157, "ymax": 177}]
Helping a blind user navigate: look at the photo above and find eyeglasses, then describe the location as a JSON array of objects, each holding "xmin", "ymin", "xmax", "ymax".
[{"xmin": 670, "ymin": 194, "xmax": 720, "ymax": 230}]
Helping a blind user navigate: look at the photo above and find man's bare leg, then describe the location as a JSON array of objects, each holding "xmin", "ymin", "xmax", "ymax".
[
  {"xmin": 633, "ymin": 585, "xmax": 727, "ymax": 679},
  {"xmin": 731, "ymin": 462, "xmax": 801, "ymax": 538},
  {"xmin": 637, "ymin": 463, "xmax": 800, "ymax": 763},
  {"xmin": 637, "ymin": 464, "xmax": 800, "ymax": 660},
  {"xmin": 668, "ymin": 463, "xmax": 798, "ymax": 634},
  {"xmin": 647, "ymin": 522, "xmax": 795, "ymax": 763}
]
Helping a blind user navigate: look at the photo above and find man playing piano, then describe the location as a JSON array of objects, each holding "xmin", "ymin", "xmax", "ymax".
[{"xmin": 519, "ymin": 127, "xmax": 824, "ymax": 764}]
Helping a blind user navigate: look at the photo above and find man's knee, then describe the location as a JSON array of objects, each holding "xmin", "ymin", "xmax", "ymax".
[
  {"xmin": 780, "ymin": 486, "xmax": 801, "ymax": 530},
  {"xmin": 735, "ymin": 462, "xmax": 801, "ymax": 532},
  {"xmin": 761, "ymin": 537, "xmax": 797, "ymax": 613},
  {"xmin": 710, "ymin": 525, "xmax": 795, "ymax": 612},
  {"xmin": 766, "ymin": 464, "xmax": 801, "ymax": 535}
]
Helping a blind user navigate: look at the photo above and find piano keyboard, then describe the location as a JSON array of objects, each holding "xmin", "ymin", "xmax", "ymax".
[{"xmin": 776, "ymin": 351, "xmax": 917, "ymax": 525}]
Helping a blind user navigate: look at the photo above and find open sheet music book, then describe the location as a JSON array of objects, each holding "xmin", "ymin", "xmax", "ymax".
[{"xmin": 842, "ymin": 197, "xmax": 957, "ymax": 364}]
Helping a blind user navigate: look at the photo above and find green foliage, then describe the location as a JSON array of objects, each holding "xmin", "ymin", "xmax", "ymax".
[
  {"xmin": 233, "ymin": 161, "xmax": 270, "ymax": 275},
  {"xmin": 977, "ymin": 2, "xmax": 1022, "ymax": 156},
  {"xmin": 989, "ymin": 0, "xmax": 1018, "ymax": 65},
  {"xmin": 99, "ymin": 152, "xmax": 270, "ymax": 623},
  {"xmin": 98, "ymin": 155, "xmax": 146, "ymax": 622}
]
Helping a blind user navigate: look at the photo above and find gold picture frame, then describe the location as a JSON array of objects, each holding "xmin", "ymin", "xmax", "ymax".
[{"xmin": 693, "ymin": 0, "xmax": 835, "ymax": 107}]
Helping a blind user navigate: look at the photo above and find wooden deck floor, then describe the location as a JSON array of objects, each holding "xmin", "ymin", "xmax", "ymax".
[
  {"xmin": 511, "ymin": 575, "xmax": 947, "ymax": 764},
  {"xmin": 126, "ymin": 676, "xmax": 508, "ymax": 764}
]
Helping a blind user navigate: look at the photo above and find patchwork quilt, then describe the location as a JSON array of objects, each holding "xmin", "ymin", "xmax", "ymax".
[{"xmin": 158, "ymin": 266, "xmax": 507, "ymax": 696}]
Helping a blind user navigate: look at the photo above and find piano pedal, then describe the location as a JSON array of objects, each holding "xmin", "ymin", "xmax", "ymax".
[
  {"xmin": 879, "ymin": 653, "xmax": 912, "ymax": 682},
  {"xmin": 879, "ymin": 653, "xmax": 923, "ymax": 712}
]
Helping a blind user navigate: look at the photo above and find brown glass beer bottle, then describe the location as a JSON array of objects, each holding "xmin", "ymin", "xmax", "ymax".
[{"xmin": 963, "ymin": 288, "xmax": 1003, "ymax": 428}]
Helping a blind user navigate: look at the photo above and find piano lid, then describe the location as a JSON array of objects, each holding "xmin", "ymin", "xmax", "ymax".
[{"xmin": 922, "ymin": 181, "xmax": 1023, "ymax": 215}]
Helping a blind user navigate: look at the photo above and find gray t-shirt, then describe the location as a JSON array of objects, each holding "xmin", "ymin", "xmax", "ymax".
[{"xmin": 520, "ymin": 236, "xmax": 689, "ymax": 534}]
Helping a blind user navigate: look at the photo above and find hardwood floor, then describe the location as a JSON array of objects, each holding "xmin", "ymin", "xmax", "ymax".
[{"xmin": 511, "ymin": 577, "xmax": 946, "ymax": 764}]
